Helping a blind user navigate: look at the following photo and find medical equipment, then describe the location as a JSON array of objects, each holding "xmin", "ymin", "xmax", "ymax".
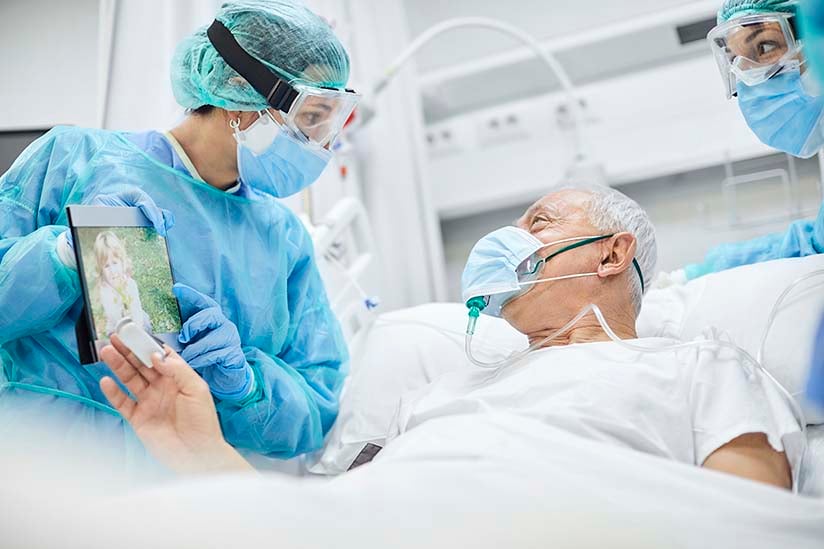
[
  {"xmin": 708, "ymin": 12, "xmax": 802, "ymax": 99},
  {"xmin": 308, "ymin": 197, "xmax": 381, "ymax": 343},
  {"xmin": 115, "ymin": 317, "xmax": 165, "ymax": 368},
  {"xmin": 459, "ymin": 226, "xmax": 547, "ymax": 317},
  {"xmin": 357, "ymin": 17, "xmax": 602, "ymax": 185},
  {"xmin": 207, "ymin": 19, "xmax": 359, "ymax": 149}
]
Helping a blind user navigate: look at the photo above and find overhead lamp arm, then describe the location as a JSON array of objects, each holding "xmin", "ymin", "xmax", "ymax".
[{"xmin": 369, "ymin": 16, "xmax": 585, "ymax": 156}]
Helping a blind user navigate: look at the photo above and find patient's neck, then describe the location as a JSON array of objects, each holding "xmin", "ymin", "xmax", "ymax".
[{"xmin": 525, "ymin": 307, "xmax": 637, "ymax": 348}]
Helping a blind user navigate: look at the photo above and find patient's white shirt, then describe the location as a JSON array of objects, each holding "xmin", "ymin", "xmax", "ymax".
[{"xmin": 389, "ymin": 337, "xmax": 803, "ymax": 475}]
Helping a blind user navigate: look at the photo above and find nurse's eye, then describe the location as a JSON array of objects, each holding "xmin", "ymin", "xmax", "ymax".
[
  {"xmin": 298, "ymin": 111, "xmax": 325, "ymax": 128},
  {"xmin": 755, "ymin": 40, "xmax": 779, "ymax": 59}
]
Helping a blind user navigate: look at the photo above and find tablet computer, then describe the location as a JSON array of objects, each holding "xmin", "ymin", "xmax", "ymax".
[{"xmin": 67, "ymin": 206, "xmax": 182, "ymax": 364}]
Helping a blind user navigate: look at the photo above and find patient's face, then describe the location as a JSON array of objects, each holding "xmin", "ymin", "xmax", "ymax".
[{"xmin": 503, "ymin": 190, "xmax": 605, "ymax": 332}]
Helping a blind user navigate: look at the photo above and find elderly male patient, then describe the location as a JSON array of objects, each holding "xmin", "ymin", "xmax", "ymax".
[{"xmin": 97, "ymin": 186, "xmax": 801, "ymax": 489}]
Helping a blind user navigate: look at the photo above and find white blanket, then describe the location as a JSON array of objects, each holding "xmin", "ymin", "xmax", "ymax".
[{"xmin": 4, "ymin": 413, "xmax": 822, "ymax": 548}]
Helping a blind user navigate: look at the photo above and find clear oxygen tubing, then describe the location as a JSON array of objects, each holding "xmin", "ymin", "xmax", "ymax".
[
  {"xmin": 324, "ymin": 253, "xmax": 380, "ymax": 311},
  {"xmin": 370, "ymin": 17, "xmax": 586, "ymax": 159},
  {"xmin": 756, "ymin": 269, "xmax": 824, "ymax": 366},
  {"xmin": 464, "ymin": 300, "xmax": 808, "ymax": 492}
]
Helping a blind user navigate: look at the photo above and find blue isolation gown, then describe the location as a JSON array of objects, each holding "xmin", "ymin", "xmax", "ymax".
[
  {"xmin": 684, "ymin": 206, "xmax": 824, "ymax": 280},
  {"xmin": 0, "ymin": 126, "xmax": 348, "ymax": 465}
]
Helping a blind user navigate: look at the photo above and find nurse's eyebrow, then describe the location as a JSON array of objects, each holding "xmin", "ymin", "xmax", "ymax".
[{"xmin": 744, "ymin": 26, "xmax": 768, "ymax": 44}]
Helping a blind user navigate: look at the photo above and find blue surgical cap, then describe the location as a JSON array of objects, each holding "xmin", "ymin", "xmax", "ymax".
[
  {"xmin": 718, "ymin": 0, "xmax": 799, "ymax": 23},
  {"xmin": 171, "ymin": 0, "xmax": 351, "ymax": 111}
]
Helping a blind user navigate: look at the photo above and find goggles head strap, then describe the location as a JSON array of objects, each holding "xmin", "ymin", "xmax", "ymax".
[{"xmin": 207, "ymin": 19, "xmax": 299, "ymax": 113}]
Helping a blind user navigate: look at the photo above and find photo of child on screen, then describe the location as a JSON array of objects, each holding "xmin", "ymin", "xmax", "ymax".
[{"xmin": 93, "ymin": 231, "xmax": 152, "ymax": 337}]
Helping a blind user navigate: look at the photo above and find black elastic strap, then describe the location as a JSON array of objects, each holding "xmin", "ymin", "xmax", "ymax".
[
  {"xmin": 535, "ymin": 234, "xmax": 645, "ymax": 293},
  {"xmin": 632, "ymin": 258, "xmax": 645, "ymax": 293},
  {"xmin": 206, "ymin": 19, "xmax": 299, "ymax": 113}
]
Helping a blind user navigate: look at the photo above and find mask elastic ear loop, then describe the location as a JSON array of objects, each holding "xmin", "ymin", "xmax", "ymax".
[{"xmin": 518, "ymin": 272, "xmax": 599, "ymax": 288}]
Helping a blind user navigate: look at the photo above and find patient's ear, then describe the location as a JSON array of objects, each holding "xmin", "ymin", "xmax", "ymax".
[{"xmin": 597, "ymin": 232, "xmax": 637, "ymax": 279}]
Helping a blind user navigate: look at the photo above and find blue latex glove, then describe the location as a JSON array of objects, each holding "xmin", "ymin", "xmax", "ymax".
[
  {"xmin": 173, "ymin": 283, "xmax": 253, "ymax": 401},
  {"xmin": 88, "ymin": 188, "xmax": 175, "ymax": 236},
  {"xmin": 64, "ymin": 188, "xmax": 175, "ymax": 250}
]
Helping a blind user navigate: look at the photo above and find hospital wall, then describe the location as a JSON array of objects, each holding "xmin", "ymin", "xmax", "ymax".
[{"xmin": 0, "ymin": 0, "xmax": 99, "ymax": 130}]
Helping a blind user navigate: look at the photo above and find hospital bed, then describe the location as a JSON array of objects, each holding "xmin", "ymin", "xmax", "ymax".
[
  {"xmin": 300, "ymin": 196, "xmax": 824, "ymax": 546},
  {"xmin": 3, "ymin": 197, "xmax": 823, "ymax": 548}
]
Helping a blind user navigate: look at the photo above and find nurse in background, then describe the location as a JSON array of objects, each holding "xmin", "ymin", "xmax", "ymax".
[{"xmin": 681, "ymin": 0, "xmax": 824, "ymax": 280}]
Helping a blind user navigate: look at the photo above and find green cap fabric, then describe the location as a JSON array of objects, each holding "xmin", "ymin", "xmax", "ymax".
[{"xmin": 171, "ymin": 0, "xmax": 350, "ymax": 111}]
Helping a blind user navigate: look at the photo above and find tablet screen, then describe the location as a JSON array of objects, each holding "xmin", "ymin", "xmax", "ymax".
[{"xmin": 74, "ymin": 226, "xmax": 181, "ymax": 343}]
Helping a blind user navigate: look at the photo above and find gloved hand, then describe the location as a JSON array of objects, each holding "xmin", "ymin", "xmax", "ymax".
[
  {"xmin": 87, "ymin": 188, "xmax": 175, "ymax": 236},
  {"xmin": 173, "ymin": 283, "xmax": 253, "ymax": 401},
  {"xmin": 58, "ymin": 188, "xmax": 175, "ymax": 268}
]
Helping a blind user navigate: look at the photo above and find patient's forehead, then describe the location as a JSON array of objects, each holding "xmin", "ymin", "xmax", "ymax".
[{"xmin": 519, "ymin": 190, "xmax": 592, "ymax": 225}]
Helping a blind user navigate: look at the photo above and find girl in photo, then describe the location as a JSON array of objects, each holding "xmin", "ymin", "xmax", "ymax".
[{"xmin": 93, "ymin": 231, "xmax": 152, "ymax": 337}]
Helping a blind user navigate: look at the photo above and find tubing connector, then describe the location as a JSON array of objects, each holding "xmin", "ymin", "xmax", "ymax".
[{"xmin": 465, "ymin": 297, "xmax": 486, "ymax": 336}]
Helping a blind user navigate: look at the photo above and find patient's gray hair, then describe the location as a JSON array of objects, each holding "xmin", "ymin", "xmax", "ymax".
[{"xmin": 558, "ymin": 185, "xmax": 657, "ymax": 315}]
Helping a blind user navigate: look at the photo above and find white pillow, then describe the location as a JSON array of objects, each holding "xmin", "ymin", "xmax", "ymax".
[
  {"xmin": 638, "ymin": 254, "xmax": 824, "ymax": 425},
  {"xmin": 311, "ymin": 303, "xmax": 524, "ymax": 475}
]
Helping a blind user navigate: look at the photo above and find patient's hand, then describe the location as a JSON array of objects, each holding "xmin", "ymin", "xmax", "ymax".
[{"xmin": 99, "ymin": 335, "xmax": 253, "ymax": 474}]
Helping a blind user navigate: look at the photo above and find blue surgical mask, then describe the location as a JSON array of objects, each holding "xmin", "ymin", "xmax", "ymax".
[
  {"xmin": 233, "ymin": 112, "xmax": 332, "ymax": 198},
  {"xmin": 737, "ymin": 68, "xmax": 824, "ymax": 159},
  {"xmin": 461, "ymin": 227, "xmax": 546, "ymax": 317}
]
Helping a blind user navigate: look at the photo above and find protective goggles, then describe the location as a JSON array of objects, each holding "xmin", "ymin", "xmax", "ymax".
[
  {"xmin": 708, "ymin": 13, "xmax": 804, "ymax": 99},
  {"xmin": 207, "ymin": 20, "xmax": 360, "ymax": 148},
  {"xmin": 515, "ymin": 234, "xmax": 645, "ymax": 292}
]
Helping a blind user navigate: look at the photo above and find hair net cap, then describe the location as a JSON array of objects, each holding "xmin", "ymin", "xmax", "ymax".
[
  {"xmin": 718, "ymin": 0, "xmax": 799, "ymax": 23},
  {"xmin": 171, "ymin": 0, "xmax": 351, "ymax": 111}
]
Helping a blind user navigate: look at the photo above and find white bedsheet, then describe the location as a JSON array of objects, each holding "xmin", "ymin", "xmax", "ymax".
[{"xmin": 4, "ymin": 413, "xmax": 822, "ymax": 548}]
